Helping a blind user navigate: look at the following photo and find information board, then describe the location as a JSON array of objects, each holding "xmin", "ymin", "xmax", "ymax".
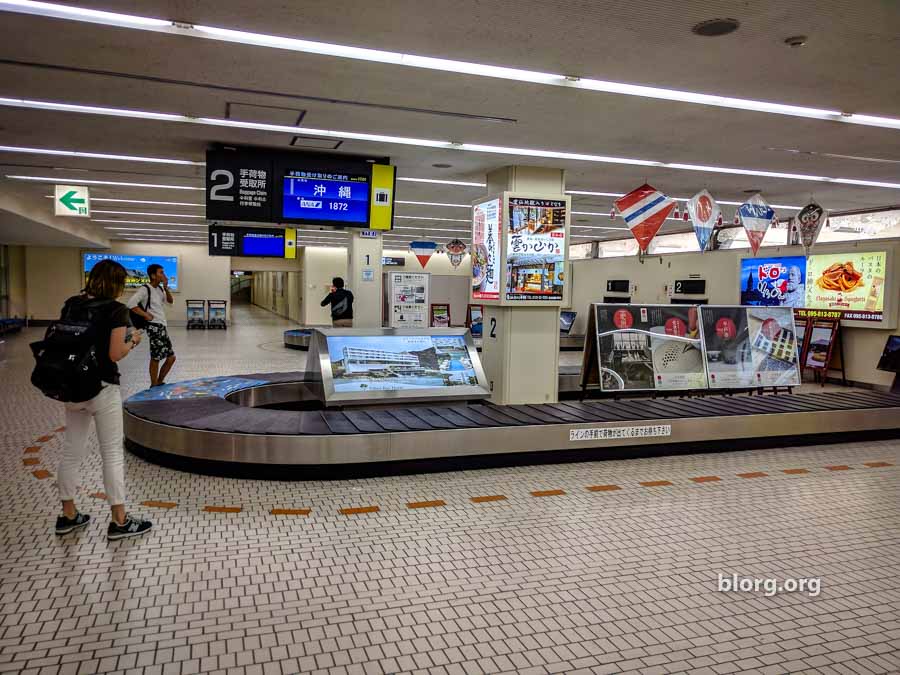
[
  {"xmin": 205, "ymin": 146, "xmax": 395, "ymax": 230},
  {"xmin": 505, "ymin": 197, "xmax": 567, "ymax": 301},
  {"xmin": 472, "ymin": 198, "xmax": 501, "ymax": 300},
  {"xmin": 389, "ymin": 272, "xmax": 430, "ymax": 329},
  {"xmin": 699, "ymin": 306, "xmax": 801, "ymax": 388},
  {"xmin": 83, "ymin": 253, "xmax": 179, "ymax": 291},
  {"xmin": 595, "ymin": 304, "xmax": 706, "ymax": 391},
  {"xmin": 208, "ymin": 225, "xmax": 296, "ymax": 259},
  {"xmin": 739, "ymin": 256, "xmax": 807, "ymax": 308}
]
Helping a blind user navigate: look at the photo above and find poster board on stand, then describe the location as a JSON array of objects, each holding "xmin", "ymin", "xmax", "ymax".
[
  {"xmin": 388, "ymin": 272, "xmax": 430, "ymax": 329},
  {"xmin": 466, "ymin": 304, "xmax": 484, "ymax": 337},
  {"xmin": 430, "ymin": 303, "xmax": 451, "ymax": 328}
]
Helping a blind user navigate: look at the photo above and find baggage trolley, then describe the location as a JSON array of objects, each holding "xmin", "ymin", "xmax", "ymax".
[
  {"xmin": 208, "ymin": 300, "xmax": 228, "ymax": 329},
  {"xmin": 186, "ymin": 300, "xmax": 207, "ymax": 330}
]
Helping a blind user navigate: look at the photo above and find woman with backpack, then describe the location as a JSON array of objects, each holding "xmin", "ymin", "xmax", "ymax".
[{"xmin": 42, "ymin": 259, "xmax": 153, "ymax": 540}]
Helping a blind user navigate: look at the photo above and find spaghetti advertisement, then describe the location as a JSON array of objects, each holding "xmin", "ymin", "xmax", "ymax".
[{"xmin": 805, "ymin": 251, "xmax": 886, "ymax": 321}]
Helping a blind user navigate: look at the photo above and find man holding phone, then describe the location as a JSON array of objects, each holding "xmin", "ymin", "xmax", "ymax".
[{"xmin": 127, "ymin": 264, "xmax": 176, "ymax": 387}]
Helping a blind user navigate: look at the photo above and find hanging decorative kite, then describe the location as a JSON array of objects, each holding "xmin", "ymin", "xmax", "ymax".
[
  {"xmin": 794, "ymin": 202, "xmax": 828, "ymax": 254},
  {"xmin": 614, "ymin": 183, "xmax": 676, "ymax": 252},
  {"xmin": 737, "ymin": 194, "xmax": 775, "ymax": 255},
  {"xmin": 409, "ymin": 240, "xmax": 437, "ymax": 268},
  {"xmin": 445, "ymin": 238, "xmax": 467, "ymax": 269},
  {"xmin": 685, "ymin": 189, "xmax": 721, "ymax": 253}
]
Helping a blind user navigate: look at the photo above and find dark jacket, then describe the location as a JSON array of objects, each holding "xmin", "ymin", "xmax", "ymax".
[{"xmin": 320, "ymin": 288, "xmax": 354, "ymax": 320}]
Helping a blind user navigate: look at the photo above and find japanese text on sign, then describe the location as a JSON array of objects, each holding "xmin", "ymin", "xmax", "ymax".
[{"xmin": 569, "ymin": 425, "xmax": 672, "ymax": 441}]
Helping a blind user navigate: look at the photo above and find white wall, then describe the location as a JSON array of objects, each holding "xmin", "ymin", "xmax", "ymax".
[
  {"xmin": 570, "ymin": 240, "xmax": 900, "ymax": 388},
  {"xmin": 301, "ymin": 246, "xmax": 348, "ymax": 325},
  {"xmin": 7, "ymin": 245, "xmax": 27, "ymax": 318},
  {"xmin": 20, "ymin": 243, "xmax": 231, "ymax": 323}
]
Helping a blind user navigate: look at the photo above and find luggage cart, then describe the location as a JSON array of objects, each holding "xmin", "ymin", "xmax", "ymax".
[
  {"xmin": 186, "ymin": 300, "xmax": 207, "ymax": 330},
  {"xmin": 208, "ymin": 300, "xmax": 228, "ymax": 329}
]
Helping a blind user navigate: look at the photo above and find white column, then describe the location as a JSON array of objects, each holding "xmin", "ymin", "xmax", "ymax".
[
  {"xmin": 479, "ymin": 166, "xmax": 565, "ymax": 405},
  {"xmin": 348, "ymin": 230, "xmax": 383, "ymax": 327}
]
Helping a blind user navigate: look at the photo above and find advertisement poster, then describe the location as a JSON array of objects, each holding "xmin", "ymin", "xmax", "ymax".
[
  {"xmin": 804, "ymin": 320, "xmax": 838, "ymax": 369},
  {"xmin": 431, "ymin": 304, "xmax": 450, "ymax": 328},
  {"xmin": 83, "ymin": 253, "xmax": 179, "ymax": 291},
  {"xmin": 389, "ymin": 273, "xmax": 429, "ymax": 328},
  {"xmin": 472, "ymin": 198, "xmax": 501, "ymax": 300},
  {"xmin": 469, "ymin": 305, "xmax": 483, "ymax": 337},
  {"xmin": 805, "ymin": 251, "xmax": 887, "ymax": 321},
  {"xmin": 505, "ymin": 197, "xmax": 566, "ymax": 300},
  {"xmin": 326, "ymin": 335, "xmax": 478, "ymax": 392},
  {"xmin": 596, "ymin": 304, "xmax": 706, "ymax": 391},
  {"xmin": 700, "ymin": 306, "xmax": 801, "ymax": 388},
  {"xmin": 739, "ymin": 256, "xmax": 807, "ymax": 307}
]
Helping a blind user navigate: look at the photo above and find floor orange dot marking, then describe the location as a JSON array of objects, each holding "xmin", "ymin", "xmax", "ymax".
[
  {"xmin": 825, "ymin": 465, "xmax": 851, "ymax": 471},
  {"xmin": 22, "ymin": 458, "xmax": 40, "ymax": 466},
  {"xmin": 36, "ymin": 435, "xmax": 53, "ymax": 443},
  {"xmin": 863, "ymin": 461, "xmax": 893, "ymax": 468},
  {"xmin": 340, "ymin": 505, "xmax": 380, "ymax": 515},
  {"xmin": 531, "ymin": 489, "xmax": 566, "ymax": 497},
  {"xmin": 55, "ymin": 426, "xmax": 66, "ymax": 432},
  {"xmin": 32, "ymin": 470, "xmax": 52, "ymax": 480},
  {"xmin": 640, "ymin": 480, "xmax": 673, "ymax": 487},
  {"xmin": 270, "ymin": 508, "xmax": 311, "ymax": 516},
  {"xmin": 142, "ymin": 500, "xmax": 178, "ymax": 509},
  {"xmin": 782, "ymin": 468, "xmax": 810, "ymax": 475},
  {"xmin": 24, "ymin": 446, "xmax": 41, "ymax": 454},
  {"xmin": 89, "ymin": 492, "xmax": 107, "ymax": 500},
  {"xmin": 203, "ymin": 505, "xmax": 242, "ymax": 514},
  {"xmin": 690, "ymin": 476, "xmax": 721, "ymax": 483},
  {"xmin": 406, "ymin": 500, "xmax": 446, "ymax": 509},
  {"xmin": 737, "ymin": 472, "xmax": 768, "ymax": 479},
  {"xmin": 587, "ymin": 485, "xmax": 622, "ymax": 492},
  {"xmin": 470, "ymin": 495, "xmax": 507, "ymax": 503}
]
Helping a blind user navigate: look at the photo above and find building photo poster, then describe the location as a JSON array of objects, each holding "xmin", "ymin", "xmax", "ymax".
[
  {"xmin": 700, "ymin": 306, "xmax": 801, "ymax": 388},
  {"xmin": 595, "ymin": 304, "xmax": 706, "ymax": 391},
  {"xmin": 505, "ymin": 197, "xmax": 566, "ymax": 301}
]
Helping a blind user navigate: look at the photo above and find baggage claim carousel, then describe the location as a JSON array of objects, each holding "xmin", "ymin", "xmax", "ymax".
[{"xmin": 124, "ymin": 371, "xmax": 900, "ymax": 478}]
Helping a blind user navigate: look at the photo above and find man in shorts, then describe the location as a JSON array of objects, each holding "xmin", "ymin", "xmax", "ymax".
[{"xmin": 128, "ymin": 264, "xmax": 176, "ymax": 387}]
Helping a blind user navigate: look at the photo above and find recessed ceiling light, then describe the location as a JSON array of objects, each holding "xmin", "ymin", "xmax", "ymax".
[
  {"xmin": 93, "ymin": 210, "xmax": 206, "ymax": 218},
  {"xmin": 692, "ymin": 18, "xmax": 740, "ymax": 37},
  {"xmin": 431, "ymin": 163, "xmax": 453, "ymax": 168},
  {"xmin": 92, "ymin": 219, "xmax": 208, "ymax": 226},
  {"xmin": 0, "ymin": 144, "xmax": 201, "ymax": 165},
  {"xmin": 6, "ymin": 174, "xmax": 203, "ymax": 189},
  {"xmin": 784, "ymin": 35, "xmax": 808, "ymax": 48}
]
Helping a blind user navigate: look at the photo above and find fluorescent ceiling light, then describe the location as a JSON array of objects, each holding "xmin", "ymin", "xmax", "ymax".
[
  {"xmin": 45, "ymin": 195, "xmax": 203, "ymax": 206},
  {"xmin": 93, "ymin": 210, "xmax": 206, "ymax": 218},
  {"xmin": 103, "ymin": 227, "xmax": 207, "ymax": 233},
  {"xmin": 4, "ymin": 1, "xmax": 900, "ymax": 131},
  {"xmin": 7, "ymin": 173, "xmax": 203, "ymax": 189},
  {"xmin": 92, "ymin": 219, "xmax": 208, "ymax": 226},
  {"xmin": 0, "ymin": 144, "xmax": 201, "ymax": 165},
  {"xmin": 396, "ymin": 200, "xmax": 470, "ymax": 208},
  {"xmin": 4, "ymin": 99, "xmax": 897, "ymax": 191},
  {"xmin": 397, "ymin": 177, "xmax": 485, "ymax": 187},
  {"xmin": 394, "ymin": 226, "xmax": 469, "ymax": 233},
  {"xmin": 394, "ymin": 215, "xmax": 470, "ymax": 222}
]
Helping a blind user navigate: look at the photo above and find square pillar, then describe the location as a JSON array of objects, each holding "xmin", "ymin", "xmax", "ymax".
[{"xmin": 348, "ymin": 230, "xmax": 383, "ymax": 327}]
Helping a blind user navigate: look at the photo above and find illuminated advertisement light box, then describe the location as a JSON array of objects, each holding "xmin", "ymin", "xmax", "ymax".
[
  {"xmin": 805, "ymin": 251, "xmax": 887, "ymax": 321},
  {"xmin": 505, "ymin": 197, "xmax": 567, "ymax": 301},
  {"xmin": 699, "ymin": 305, "xmax": 801, "ymax": 388},
  {"xmin": 308, "ymin": 329, "xmax": 490, "ymax": 406},
  {"xmin": 83, "ymin": 253, "xmax": 179, "ymax": 291},
  {"xmin": 739, "ymin": 256, "xmax": 807, "ymax": 308},
  {"xmin": 595, "ymin": 304, "xmax": 706, "ymax": 391},
  {"xmin": 472, "ymin": 197, "xmax": 502, "ymax": 300}
]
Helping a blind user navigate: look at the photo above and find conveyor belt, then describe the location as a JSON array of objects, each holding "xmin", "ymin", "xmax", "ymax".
[{"xmin": 123, "ymin": 372, "xmax": 900, "ymax": 476}]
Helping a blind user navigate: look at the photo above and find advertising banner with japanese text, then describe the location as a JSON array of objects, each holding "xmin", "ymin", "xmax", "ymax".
[
  {"xmin": 739, "ymin": 256, "xmax": 807, "ymax": 308},
  {"xmin": 805, "ymin": 251, "xmax": 887, "ymax": 321},
  {"xmin": 595, "ymin": 304, "xmax": 706, "ymax": 391},
  {"xmin": 699, "ymin": 306, "xmax": 801, "ymax": 388},
  {"xmin": 472, "ymin": 198, "xmax": 501, "ymax": 300},
  {"xmin": 506, "ymin": 197, "xmax": 566, "ymax": 300}
]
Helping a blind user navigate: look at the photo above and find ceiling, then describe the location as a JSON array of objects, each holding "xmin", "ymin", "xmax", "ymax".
[{"xmin": 0, "ymin": 0, "xmax": 898, "ymax": 248}]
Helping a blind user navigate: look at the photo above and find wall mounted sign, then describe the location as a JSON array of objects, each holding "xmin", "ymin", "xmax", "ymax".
[
  {"xmin": 382, "ymin": 256, "xmax": 405, "ymax": 267},
  {"xmin": 614, "ymin": 183, "xmax": 675, "ymax": 253},
  {"xmin": 54, "ymin": 184, "xmax": 90, "ymax": 217},
  {"xmin": 686, "ymin": 189, "xmax": 720, "ymax": 252},
  {"xmin": 805, "ymin": 251, "xmax": 886, "ymax": 321},
  {"xmin": 739, "ymin": 256, "xmax": 807, "ymax": 308},
  {"xmin": 389, "ymin": 272, "xmax": 430, "ymax": 328},
  {"xmin": 505, "ymin": 197, "xmax": 566, "ymax": 300},
  {"xmin": 205, "ymin": 146, "xmax": 395, "ymax": 230},
  {"xmin": 471, "ymin": 198, "xmax": 502, "ymax": 300},
  {"xmin": 737, "ymin": 194, "xmax": 775, "ymax": 255}
]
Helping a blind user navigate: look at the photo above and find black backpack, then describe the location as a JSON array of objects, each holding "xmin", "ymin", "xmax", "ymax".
[
  {"xmin": 30, "ymin": 297, "xmax": 113, "ymax": 403},
  {"xmin": 130, "ymin": 284, "xmax": 152, "ymax": 330}
]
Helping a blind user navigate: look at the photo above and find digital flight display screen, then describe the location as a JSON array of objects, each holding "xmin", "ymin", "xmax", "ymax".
[
  {"xmin": 282, "ymin": 170, "xmax": 370, "ymax": 225},
  {"xmin": 241, "ymin": 230, "xmax": 285, "ymax": 257}
]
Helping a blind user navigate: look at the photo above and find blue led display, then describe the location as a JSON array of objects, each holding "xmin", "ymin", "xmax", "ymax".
[
  {"xmin": 282, "ymin": 173, "xmax": 370, "ymax": 225},
  {"xmin": 241, "ymin": 231, "xmax": 285, "ymax": 257}
]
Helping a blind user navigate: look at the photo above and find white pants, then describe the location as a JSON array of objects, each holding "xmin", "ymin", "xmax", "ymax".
[{"xmin": 58, "ymin": 385, "xmax": 127, "ymax": 506}]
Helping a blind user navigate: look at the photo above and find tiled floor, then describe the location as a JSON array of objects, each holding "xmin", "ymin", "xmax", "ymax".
[{"xmin": 1, "ymin": 303, "xmax": 898, "ymax": 675}]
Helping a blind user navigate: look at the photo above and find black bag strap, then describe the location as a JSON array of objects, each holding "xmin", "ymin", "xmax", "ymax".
[{"xmin": 139, "ymin": 284, "xmax": 151, "ymax": 312}]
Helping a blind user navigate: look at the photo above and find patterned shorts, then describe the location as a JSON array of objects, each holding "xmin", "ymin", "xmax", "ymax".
[{"xmin": 146, "ymin": 323, "xmax": 175, "ymax": 361}]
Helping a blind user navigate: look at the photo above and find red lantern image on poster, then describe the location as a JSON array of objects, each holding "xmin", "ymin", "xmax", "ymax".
[
  {"xmin": 613, "ymin": 308, "xmax": 634, "ymax": 329},
  {"xmin": 716, "ymin": 317, "xmax": 737, "ymax": 339},
  {"xmin": 665, "ymin": 317, "xmax": 687, "ymax": 336}
]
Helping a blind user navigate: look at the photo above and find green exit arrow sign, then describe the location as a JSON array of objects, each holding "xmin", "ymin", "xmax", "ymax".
[{"xmin": 54, "ymin": 184, "xmax": 91, "ymax": 217}]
